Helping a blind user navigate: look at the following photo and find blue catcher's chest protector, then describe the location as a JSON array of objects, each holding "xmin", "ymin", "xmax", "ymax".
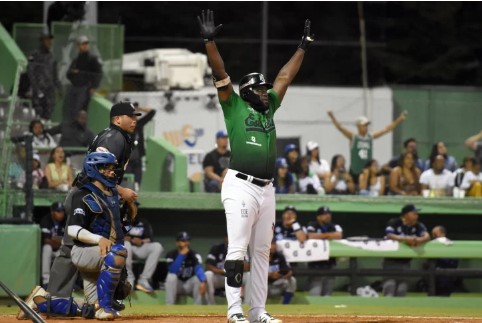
[{"xmin": 81, "ymin": 183, "xmax": 124, "ymax": 244}]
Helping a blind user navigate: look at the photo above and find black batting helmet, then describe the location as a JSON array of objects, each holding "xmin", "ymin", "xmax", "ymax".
[{"xmin": 239, "ymin": 73, "xmax": 273, "ymax": 97}]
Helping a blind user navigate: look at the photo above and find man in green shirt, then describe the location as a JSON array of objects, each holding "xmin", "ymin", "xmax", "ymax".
[
  {"xmin": 198, "ymin": 9, "xmax": 313, "ymax": 323},
  {"xmin": 327, "ymin": 112, "xmax": 407, "ymax": 185}
]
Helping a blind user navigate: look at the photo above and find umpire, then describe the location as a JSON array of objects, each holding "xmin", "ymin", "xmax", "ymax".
[{"xmin": 20, "ymin": 102, "xmax": 141, "ymax": 318}]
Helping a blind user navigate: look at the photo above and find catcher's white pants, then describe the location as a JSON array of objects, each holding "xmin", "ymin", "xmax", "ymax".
[{"xmin": 221, "ymin": 169, "xmax": 275, "ymax": 320}]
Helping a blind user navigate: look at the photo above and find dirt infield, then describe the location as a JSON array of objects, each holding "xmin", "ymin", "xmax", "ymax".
[{"xmin": 2, "ymin": 315, "xmax": 482, "ymax": 323}]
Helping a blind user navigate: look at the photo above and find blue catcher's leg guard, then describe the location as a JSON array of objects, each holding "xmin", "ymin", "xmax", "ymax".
[
  {"xmin": 97, "ymin": 244, "xmax": 127, "ymax": 314},
  {"xmin": 34, "ymin": 295, "xmax": 81, "ymax": 317}
]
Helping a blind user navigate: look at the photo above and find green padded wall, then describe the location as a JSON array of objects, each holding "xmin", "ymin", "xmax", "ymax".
[{"xmin": 0, "ymin": 225, "xmax": 40, "ymax": 296}]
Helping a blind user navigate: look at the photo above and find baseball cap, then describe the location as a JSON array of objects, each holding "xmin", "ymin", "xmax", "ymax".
[
  {"xmin": 176, "ymin": 231, "xmax": 191, "ymax": 241},
  {"xmin": 216, "ymin": 130, "xmax": 228, "ymax": 139},
  {"xmin": 356, "ymin": 116, "xmax": 370, "ymax": 126},
  {"xmin": 401, "ymin": 204, "xmax": 421, "ymax": 215},
  {"xmin": 51, "ymin": 201, "xmax": 65, "ymax": 212},
  {"xmin": 316, "ymin": 206, "xmax": 331, "ymax": 215},
  {"xmin": 110, "ymin": 102, "xmax": 142, "ymax": 118},
  {"xmin": 306, "ymin": 141, "xmax": 319, "ymax": 152},
  {"xmin": 275, "ymin": 157, "xmax": 289, "ymax": 169},
  {"xmin": 284, "ymin": 205, "xmax": 297, "ymax": 214},
  {"xmin": 284, "ymin": 143, "xmax": 298, "ymax": 155},
  {"xmin": 77, "ymin": 35, "xmax": 89, "ymax": 44},
  {"xmin": 32, "ymin": 153, "xmax": 41, "ymax": 162}
]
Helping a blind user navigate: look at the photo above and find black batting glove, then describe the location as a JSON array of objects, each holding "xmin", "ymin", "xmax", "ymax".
[
  {"xmin": 197, "ymin": 9, "xmax": 223, "ymax": 42},
  {"xmin": 298, "ymin": 19, "xmax": 315, "ymax": 50}
]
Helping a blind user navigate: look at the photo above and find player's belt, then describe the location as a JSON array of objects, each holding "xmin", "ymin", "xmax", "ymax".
[{"xmin": 235, "ymin": 172, "xmax": 272, "ymax": 187}]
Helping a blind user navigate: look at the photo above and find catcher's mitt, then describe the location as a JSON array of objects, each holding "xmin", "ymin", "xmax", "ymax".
[{"xmin": 114, "ymin": 266, "xmax": 132, "ymax": 300}]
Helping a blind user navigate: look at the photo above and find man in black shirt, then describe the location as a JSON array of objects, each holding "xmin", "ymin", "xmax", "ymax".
[
  {"xmin": 273, "ymin": 205, "xmax": 307, "ymax": 243},
  {"xmin": 205, "ymin": 237, "xmax": 228, "ymax": 304},
  {"xmin": 124, "ymin": 217, "xmax": 163, "ymax": 293},
  {"xmin": 202, "ymin": 130, "xmax": 231, "ymax": 192},
  {"xmin": 165, "ymin": 232, "xmax": 208, "ymax": 304},
  {"xmin": 65, "ymin": 35, "xmax": 102, "ymax": 120},
  {"xmin": 40, "ymin": 202, "xmax": 66, "ymax": 287},
  {"xmin": 306, "ymin": 206, "xmax": 343, "ymax": 296},
  {"xmin": 383, "ymin": 204, "xmax": 430, "ymax": 297},
  {"xmin": 47, "ymin": 110, "xmax": 95, "ymax": 152}
]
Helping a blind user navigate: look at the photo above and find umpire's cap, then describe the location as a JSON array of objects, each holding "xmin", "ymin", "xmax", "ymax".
[
  {"xmin": 176, "ymin": 231, "xmax": 191, "ymax": 241},
  {"xmin": 316, "ymin": 206, "xmax": 331, "ymax": 215},
  {"xmin": 401, "ymin": 204, "xmax": 421, "ymax": 215},
  {"xmin": 51, "ymin": 201, "xmax": 65, "ymax": 212},
  {"xmin": 110, "ymin": 102, "xmax": 142, "ymax": 118}
]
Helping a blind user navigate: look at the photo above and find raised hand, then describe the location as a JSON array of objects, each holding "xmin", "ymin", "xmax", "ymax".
[
  {"xmin": 197, "ymin": 9, "xmax": 223, "ymax": 41},
  {"xmin": 298, "ymin": 19, "xmax": 315, "ymax": 50}
]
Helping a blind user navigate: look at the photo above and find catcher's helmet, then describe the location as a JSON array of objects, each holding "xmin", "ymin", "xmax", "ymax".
[
  {"xmin": 239, "ymin": 73, "xmax": 273, "ymax": 112},
  {"xmin": 83, "ymin": 152, "xmax": 118, "ymax": 188}
]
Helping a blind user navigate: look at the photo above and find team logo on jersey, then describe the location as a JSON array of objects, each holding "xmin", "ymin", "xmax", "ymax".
[
  {"xmin": 245, "ymin": 114, "xmax": 275, "ymax": 133},
  {"xmin": 74, "ymin": 208, "xmax": 85, "ymax": 216}
]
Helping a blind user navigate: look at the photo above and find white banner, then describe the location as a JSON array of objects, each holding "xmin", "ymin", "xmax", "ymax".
[
  {"xmin": 337, "ymin": 239, "xmax": 399, "ymax": 251},
  {"xmin": 276, "ymin": 239, "xmax": 330, "ymax": 263}
]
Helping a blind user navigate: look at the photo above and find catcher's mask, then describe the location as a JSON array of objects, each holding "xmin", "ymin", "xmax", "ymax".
[
  {"xmin": 239, "ymin": 72, "xmax": 273, "ymax": 113},
  {"xmin": 83, "ymin": 152, "xmax": 118, "ymax": 188}
]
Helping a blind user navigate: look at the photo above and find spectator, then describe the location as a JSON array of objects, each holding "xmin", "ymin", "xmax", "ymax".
[
  {"xmin": 359, "ymin": 159, "xmax": 385, "ymax": 196},
  {"xmin": 202, "ymin": 130, "xmax": 231, "ymax": 193},
  {"xmin": 18, "ymin": 153, "xmax": 47, "ymax": 189},
  {"xmin": 44, "ymin": 146, "xmax": 73, "ymax": 192},
  {"xmin": 65, "ymin": 35, "xmax": 102, "ymax": 120},
  {"xmin": 324, "ymin": 154, "xmax": 355, "ymax": 195},
  {"xmin": 205, "ymin": 237, "xmax": 228, "ymax": 305},
  {"xmin": 124, "ymin": 216, "xmax": 163, "ymax": 293},
  {"xmin": 284, "ymin": 143, "xmax": 301, "ymax": 174},
  {"xmin": 266, "ymin": 239, "xmax": 297, "ymax": 304},
  {"xmin": 383, "ymin": 138, "xmax": 424, "ymax": 174},
  {"xmin": 273, "ymin": 158, "xmax": 295, "ymax": 194},
  {"xmin": 460, "ymin": 159, "xmax": 482, "ymax": 197},
  {"xmin": 40, "ymin": 202, "xmax": 66, "ymax": 288},
  {"xmin": 464, "ymin": 130, "xmax": 482, "ymax": 162},
  {"xmin": 430, "ymin": 226, "xmax": 460, "ymax": 296},
  {"xmin": 28, "ymin": 119, "xmax": 57, "ymax": 150},
  {"xmin": 274, "ymin": 205, "xmax": 307, "ymax": 243},
  {"xmin": 125, "ymin": 103, "xmax": 156, "ymax": 190},
  {"xmin": 424, "ymin": 141, "xmax": 458, "ymax": 172},
  {"xmin": 327, "ymin": 111, "xmax": 406, "ymax": 184},
  {"xmin": 46, "ymin": 110, "xmax": 94, "ymax": 152},
  {"xmin": 165, "ymin": 232, "xmax": 208, "ymax": 305},
  {"xmin": 453, "ymin": 157, "xmax": 475, "ymax": 188},
  {"xmin": 27, "ymin": 32, "xmax": 62, "ymax": 120},
  {"xmin": 419, "ymin": 155, "xmax": 453, "ymax": 197},
  {"xmin": 306, "ymin": 141, "xmax": 330, "ymax": 182},
  {"xmin": 296, "ymin": 156, "xmax": 324, "ymax": 195},
  {"xmin": 8, "ymin": 145, "xmax": 26, "ymax": 188},
  {"xmin": 306, "ymin": 206, "xmax": 343, "ymax": 296},
  {"xmin": 389, "ymin": 152, "xmax": 421, "ymax": 196},
  {"xmin": 383, "ymin": 204, "xmax": 430, "ymax": 297}
]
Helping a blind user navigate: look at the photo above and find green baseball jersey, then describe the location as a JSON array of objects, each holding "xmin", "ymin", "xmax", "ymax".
[
  {"xmin": 350, "ymin": 133, "xmax": 373, "ymax": 175},
  {"xmin": 220, "ymin": 89, "xmax": 281, "ymax": 179}
]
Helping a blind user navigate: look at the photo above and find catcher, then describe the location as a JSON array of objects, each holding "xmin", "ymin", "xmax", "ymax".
[{"xmin": 32, "ymin": 152, "xmax": 136, "ymax": 320}]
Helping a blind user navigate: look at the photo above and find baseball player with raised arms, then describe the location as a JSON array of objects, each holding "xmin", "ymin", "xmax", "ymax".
[{"xmin": 198, "ymin": 9, "xmax": 314, "ymax": 323}]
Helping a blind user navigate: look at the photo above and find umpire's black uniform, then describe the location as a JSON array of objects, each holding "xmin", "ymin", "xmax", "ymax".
[{"xmin": 47, "ymin": 102, "xmax": 139, "ymax": 298}]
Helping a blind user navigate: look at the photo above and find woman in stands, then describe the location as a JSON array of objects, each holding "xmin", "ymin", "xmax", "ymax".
[
  {"xmin": 425, "ymin": 141, "xmax": 458, "ymax": 172},
  {"xmin": 389, "ymin": 152, "xmax": 421, "ymax": 195},
  {"xmin": 28, "ymin": 119, "xmax": 57, "ymax": 150},
  {"xmin": 44, "ymin": 146, "xmax": 73, "ymax": 192},
  {"xmin": 359, "ymin": 159, "xmax": 385, "ymax": 196},
  {"xmin": 273, "ymin": 157, "xmax": 295, "ymax": 194},
  {"xmin": 324, "ymin": 154, "xmax": 355, "ymax": 195}
]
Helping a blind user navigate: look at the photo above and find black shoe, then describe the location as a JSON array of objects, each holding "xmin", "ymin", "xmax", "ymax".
[{"xmin": 112, "ymin": 300, "xmax": 125, "ymax": 311}]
